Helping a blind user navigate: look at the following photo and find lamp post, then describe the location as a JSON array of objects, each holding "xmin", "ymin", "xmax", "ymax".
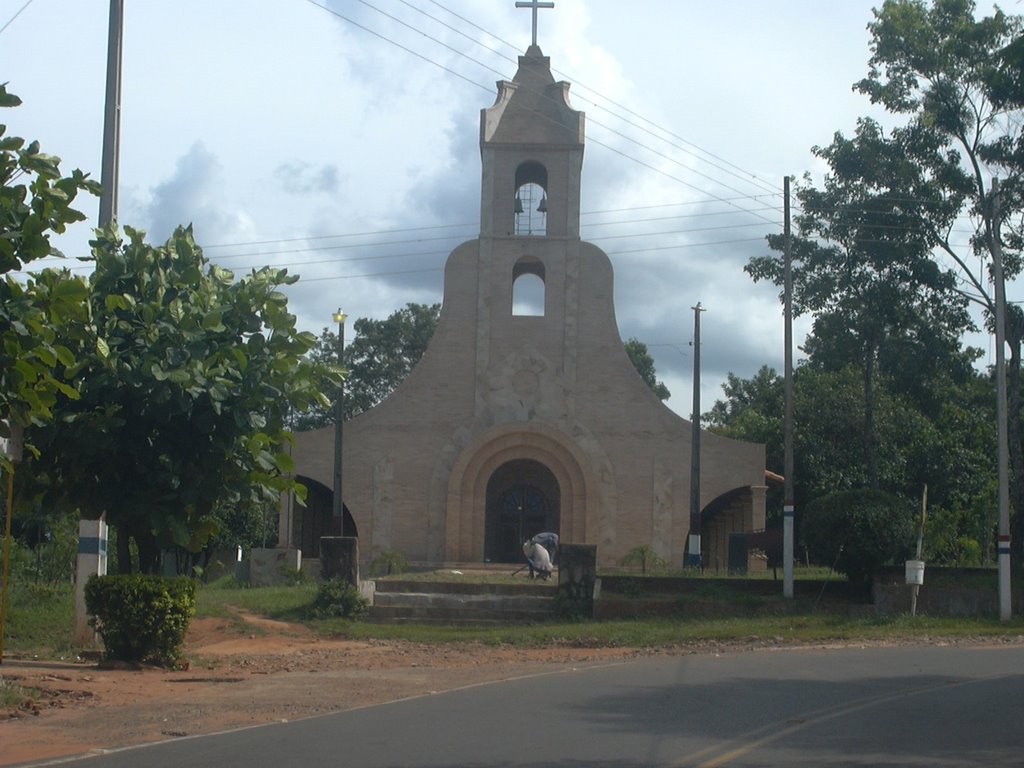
[{"xmin": 332, "ymin": 309, "xmax": 346, "ymax": 535}]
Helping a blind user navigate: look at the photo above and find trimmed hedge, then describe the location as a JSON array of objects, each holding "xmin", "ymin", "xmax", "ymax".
[{"xmin": 84, "ymin": 574, "xmax": 197, "ymax": 667}]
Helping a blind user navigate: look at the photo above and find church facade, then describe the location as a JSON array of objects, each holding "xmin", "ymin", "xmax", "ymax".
[{"xmin": 280, "ymin": 43, "xmax": 767, "ymax": 569}]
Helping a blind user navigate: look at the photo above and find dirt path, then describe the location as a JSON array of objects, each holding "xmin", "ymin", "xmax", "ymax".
[{"xmin": 0, "ymin": 614, "xmax": 645, "ymax": 766}]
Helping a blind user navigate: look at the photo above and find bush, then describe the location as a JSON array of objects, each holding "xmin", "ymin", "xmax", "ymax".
[
  {"xmin": 619, "ymin": 545, "xmax": 667, "ymax": 575},
  {"xmin": 84, "ymin": 574, "xmax": 197, "ymax": 667},
  {"xmin": 802, "ymin": 489, "xmax": 914, "ymax": 584},
  {"xmin": 369, "ymin": 550, "xmax": 409, "ymax": 577},
  {"xmin": 307, "ymin": 579, "xmax": 368, "ymax": 620}
]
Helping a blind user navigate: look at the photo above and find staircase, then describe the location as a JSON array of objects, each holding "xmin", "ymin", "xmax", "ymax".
[{"xmin": 367, "ymin": 578, "xmax": 558, "ymax": 625}]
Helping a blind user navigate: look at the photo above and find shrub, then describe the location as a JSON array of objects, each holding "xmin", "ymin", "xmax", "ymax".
[
  {"xmin": 369, "ymin": 550, "xmax": 409, "ymax": 577},
  {"xmin": 619, "ymin": 545, "xmax": 667, "ymax": 575},
  {"xmin": 84, "ymin": 574, "xmax": 197, "ymax": 667},
  {"xmin": 308, "ymin": 579, "xmax": 368, "ymax": 620},
  {"xmin": 802, "ymin": 489, "xmax": 915, "ymax": 584}
]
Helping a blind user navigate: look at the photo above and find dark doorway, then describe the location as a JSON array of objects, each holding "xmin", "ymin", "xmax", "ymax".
[
  {"xmin": 484, "ymin": 459, "xmax": 560, "ymax": 563},
  {"xmin": 294, "ymin": 476, "xmax": 358, "ymax": 559}
]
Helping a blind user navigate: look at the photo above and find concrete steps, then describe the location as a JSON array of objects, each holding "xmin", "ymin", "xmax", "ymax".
[{"xmin": 366, "ymin": 579, "xmax": 557, "ymax": 625}]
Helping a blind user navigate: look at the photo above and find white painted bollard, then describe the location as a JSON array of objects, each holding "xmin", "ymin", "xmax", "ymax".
[{"xmin": 74, "ymin": 518, "xmax": 108, "ymax": 646}]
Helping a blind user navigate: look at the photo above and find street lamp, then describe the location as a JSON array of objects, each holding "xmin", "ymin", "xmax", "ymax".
[{"xmin": 332, "ymin": 308, "xmax": 346, "ymax": 535}]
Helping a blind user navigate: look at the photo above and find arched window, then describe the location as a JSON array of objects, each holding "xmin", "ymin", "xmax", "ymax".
[
  {"xmin": 512, "ymin": 257, "xmax": 545, "ymax": 316},
  {"xmin": 514, "ymin": 161, "xmax": 548, "ymax": 236}
]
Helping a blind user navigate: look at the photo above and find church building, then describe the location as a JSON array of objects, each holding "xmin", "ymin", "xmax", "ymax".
[{"xmin": 280, "ymin": 23, "xmax": 767, "ymax": 570}]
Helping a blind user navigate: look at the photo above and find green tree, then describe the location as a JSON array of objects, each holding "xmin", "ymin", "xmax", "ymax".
[
  {"xmin": 0, "ymin": 84, "xmax": 98, "ymax": 467},
  {"xmin": 749, "ymin": 117, "xmax": 972, "ymax": 488},
  {"xmin": 22, "ymin": 226, "xmax": 334, "ymax": 573},
  {"xmin": 624, "ymin": 338, "xmax": 670, "ymax": 401},
  {"xmin": 706, "ymin": 363, "xmax": 996, "ymax": 546},
  {"xmin": 803, "ymin": 488, "xmax": 915, "ymax": 584},
  {"xmin": 290, "ymin": 303, "xmax": 441, "ymax": 431},
  {"xmin": 851, "ymin": 0, "xmax": 1024, "ymax": 560}
]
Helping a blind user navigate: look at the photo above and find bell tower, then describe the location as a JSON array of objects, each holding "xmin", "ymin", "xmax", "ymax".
[{"xmin": 479, "ymin": 46, "xmax": 584, "ymax": 240}]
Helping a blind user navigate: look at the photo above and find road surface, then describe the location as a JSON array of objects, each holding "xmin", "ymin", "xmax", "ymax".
[{"xmin": 29, "ymin": 644, "xmax": 1024, "ymax": 767}]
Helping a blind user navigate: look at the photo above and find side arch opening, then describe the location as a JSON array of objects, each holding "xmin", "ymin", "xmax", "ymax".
[{"xmin": 512, "ymin": 256, "xmax": 545, "ymax": 316}]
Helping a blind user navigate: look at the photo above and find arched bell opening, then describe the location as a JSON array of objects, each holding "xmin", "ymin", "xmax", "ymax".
[{"xmin": 513, "ymin": 161, "xmax": 548, "ymax": 236}]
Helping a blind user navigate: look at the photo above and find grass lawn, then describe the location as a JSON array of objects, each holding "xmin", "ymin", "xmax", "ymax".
[{"xmin": 4, "ymin": 573, "xmax": 1024, "ymax": 660}]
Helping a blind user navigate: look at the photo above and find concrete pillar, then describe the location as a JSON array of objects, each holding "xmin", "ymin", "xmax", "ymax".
[
  {"xmin": 73, "ymin": 517, "xmax": 108, "ymax": 646},
  {"xmin": 320, "ymin": 536, "xmax": 359, "ymax": 585},
  {"xmin": 557, "ymin": 543, "xmax": 596, "ymax": 618}
]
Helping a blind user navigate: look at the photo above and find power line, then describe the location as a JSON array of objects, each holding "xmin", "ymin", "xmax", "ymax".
[
  {"xmin": 0, "ymin": 0, "xmax": 34, "ymax": 37},
  {"xmin": 309, "ymin": 0, "xmax": 782, "ymax": 225},
  {"xmin": 422, "ymin": 0, "xmax": 781, "ymax": 197}
]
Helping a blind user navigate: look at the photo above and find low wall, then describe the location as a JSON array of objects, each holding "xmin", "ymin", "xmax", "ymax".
[
  {"xmin": 873, "ymin": 566, "xmax": 1024, "ymax": 617},
  {"xmin": 594, "ymin": 576, "xmax": 870, "ymax": 620}
]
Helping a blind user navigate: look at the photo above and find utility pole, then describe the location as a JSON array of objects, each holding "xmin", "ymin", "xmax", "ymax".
[
  {"xmin": 76, "ymin": 0, "xmax": 122, "ymax": 646},
  {"xmin": 783, "ymin": 176, "xmax": 794, "ymax": 599},
  {"xmin": 98, "ymin": 0, "xmax": 123, "ymax": 227},
  {"xmin": 687, "ymin": 302, "xmax": 705, "ymax": 568},
  {"xmin": 992, "ymin": 177, "xmax": 1011, "ymax": 621},
  {"xmin": 332, "ymin": 309, "xmax": 347, "ymax": 533}
]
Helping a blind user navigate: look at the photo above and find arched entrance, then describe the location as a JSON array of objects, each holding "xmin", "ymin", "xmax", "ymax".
[
  {"xmin": 293, "ymin": 476, "xmax": 358, "ymax": 559},
  {"xmin": 484, "ymin": 459, "xmax": 560, "ymax": 563}
]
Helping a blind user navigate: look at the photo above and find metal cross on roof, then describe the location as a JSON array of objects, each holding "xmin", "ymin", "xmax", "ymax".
[{"xmin": 515, "ymin": 0, "xmax": 554, "ymax": 47}]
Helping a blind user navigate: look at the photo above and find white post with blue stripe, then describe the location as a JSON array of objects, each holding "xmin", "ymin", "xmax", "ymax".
[{"xmin": 74, "ymin": 518, "xmax": 108, "ymax": 645}]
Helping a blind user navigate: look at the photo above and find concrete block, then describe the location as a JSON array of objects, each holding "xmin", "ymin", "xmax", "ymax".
[{"xmin": 249, "ymin": 547, "xmax": 302, "ymax": 587}]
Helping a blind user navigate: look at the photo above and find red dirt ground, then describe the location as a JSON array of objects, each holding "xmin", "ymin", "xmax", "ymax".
[
  {"xmin": 2, "ymin": 613, "xmax": 1018, "ymax": 767},
  {"xmin": 0, "ymin": 612, "xmax": 648, "ymax": 766}
]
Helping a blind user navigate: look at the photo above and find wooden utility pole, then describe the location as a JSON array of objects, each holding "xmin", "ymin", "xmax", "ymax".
[
  {"xmin": 687, "ymin": 302, "xmax": 705, "ymax": 568},
  {"xmin": 992, "ymin": 177, "xmax": 1012, "ymax": 621},
  {"xmin": 783, "ymin": 176, "xmax": 794, "ymax": 598}
]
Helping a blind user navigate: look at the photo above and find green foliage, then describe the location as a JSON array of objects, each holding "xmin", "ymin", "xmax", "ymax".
[
  {"xmin": 18, "ymin": 225, "xmax": 338, "ymax": 571},
  {"xmin": 290, "ymin": 303, "xmax": 439, "ymax": 430},
  {"xmin": 803, "ymin": 489, "xmax": 916, "ymax": 584},
  {"xmin": 84, "ymin": 574, "xmax": 197, "ymax": 666},
  {"xmin": 2, "ymin": 581, "xmax": 73, "ymax": 654},
  {"xmin": 0, "ymin": 84, "xmax": 98, "ymax": 465},
  {"xmin": 922, "ymin": 505, "xmax": 987, "ymax": 566},
  {"xmin": 307, "ymin": 579, "xmax": 368, "ymax": 620},
  {"xmin": 9, "ymin": 512, "xmax": 77, "ymax": 585},
  {"xmin": 618, "ymin": 544, "xmax": 667, "ymax": 575},
  {"xmin": 623, "ymin": 338, "xmax": 670, "ymax": 401},
  {"xmin": 369, "ymin": 550, "xmax": 409, "ymax": 577}
]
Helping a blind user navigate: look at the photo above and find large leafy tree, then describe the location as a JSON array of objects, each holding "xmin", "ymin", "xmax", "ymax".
[
  {"xmin": 851, "ymin": 0, "xmax": 1024, "ymax": 557},
  {"xmin": 744, "ymin": 0, "xmax": 1024, "ymax": 559},
  {"xmin": 23, "ymin": 226, "xmax": 333, "ymax": 573},
  {"xmin": 749, "ymin": 117, "xmax": 972, "ymax": 488},
  {"xmin": 707, "ymin": 363, "xmax": 996, "ymax": 563},
  {"xmin": 0, "ymin": 84, "xmax": 98, "ymax": 468}
]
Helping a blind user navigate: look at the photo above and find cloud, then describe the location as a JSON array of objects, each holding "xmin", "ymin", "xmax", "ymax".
[
  {"xmin": 275, "ymin": 161, "xmax": 341, "ymax": 195},
  {"xmin": 132, "ymin": 142, "xmax": 252, "ymax": 246}
]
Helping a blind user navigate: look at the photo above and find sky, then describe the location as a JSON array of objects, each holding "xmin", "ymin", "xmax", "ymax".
[{"xmin": 0, "ymin": 0, "xmax": 1008, "ymax": 416}]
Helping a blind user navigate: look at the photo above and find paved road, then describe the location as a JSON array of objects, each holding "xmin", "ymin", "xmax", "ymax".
[{"xmin": 32, "ymin": 645, "xmax": 1024, "ymax": 767}]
